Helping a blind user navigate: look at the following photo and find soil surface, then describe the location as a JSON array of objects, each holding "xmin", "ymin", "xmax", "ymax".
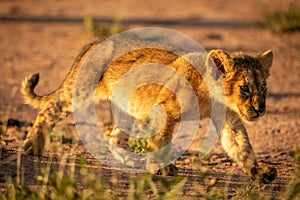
[{"xmin": 0, "ymin": 0, "xmax": 300, "ymax": 199}]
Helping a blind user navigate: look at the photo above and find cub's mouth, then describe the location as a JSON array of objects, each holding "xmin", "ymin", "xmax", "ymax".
[{"xmin": 239, "ymin": 109, "xmax": 261, "ymax": 122}]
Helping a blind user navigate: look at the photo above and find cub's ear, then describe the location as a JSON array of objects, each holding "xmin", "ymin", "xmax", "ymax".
[
  {"xmin": 258, "ymin": 50, "xmax": 273, "ymax": 77},
  {"xmin": 207, "ymin": 50, "xmax": 234, "ymax": 77}
]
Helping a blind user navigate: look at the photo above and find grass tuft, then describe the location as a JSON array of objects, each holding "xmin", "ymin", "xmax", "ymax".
[
  {"xmin": 83, "ymin": 16, "xmax": 124, "ymax": 39},
  {"xmin": 261, "ymin": 8, "xmax": 300, "ymax": 32},
  {"xmin": 284, "ymin": 149, "xmax": 300, "ymax": 199}
]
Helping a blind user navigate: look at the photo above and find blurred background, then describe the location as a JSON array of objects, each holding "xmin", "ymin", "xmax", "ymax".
[{"xmin": 0, "ymin": 0, "xmax": 299, "ymax": 198}]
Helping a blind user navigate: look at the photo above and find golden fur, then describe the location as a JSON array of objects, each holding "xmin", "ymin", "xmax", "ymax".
[{"xmin": 21, "ymin": 38, "xmax": 276, "ymax": 183}]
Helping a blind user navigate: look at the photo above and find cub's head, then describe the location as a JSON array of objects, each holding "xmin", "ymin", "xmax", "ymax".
[{"xmin": 208, "ymin": 49, "xmax": 273, "ymax": 121}]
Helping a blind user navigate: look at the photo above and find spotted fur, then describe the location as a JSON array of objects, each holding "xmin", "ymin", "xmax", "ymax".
[{"xmin": 22, "ymin": 38, "xmax": 276, "ymax": 183}]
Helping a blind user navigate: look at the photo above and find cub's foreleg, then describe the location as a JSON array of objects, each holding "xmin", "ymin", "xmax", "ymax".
[{"xmin": 221, "ymin": 111, "xmax": 277, "ymax": 183}]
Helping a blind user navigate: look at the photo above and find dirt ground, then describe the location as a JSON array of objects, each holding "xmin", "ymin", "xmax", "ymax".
[{"xmin": 0, "ymin": 0, "xmax": 300, "ymax": 199}]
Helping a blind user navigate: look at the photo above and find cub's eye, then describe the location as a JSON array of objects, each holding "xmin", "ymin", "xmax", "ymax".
[
  {"xmin": 261, "ymin": 84, "xmax": 267, "ymax": 93},
  {"xmin": 240, "ymin": 85, "xmax": 250, "ymax": 94}
]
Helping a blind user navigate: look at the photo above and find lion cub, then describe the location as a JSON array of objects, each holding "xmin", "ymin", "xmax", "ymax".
[{"xmin": 22, "ymin": 38, "xmax": 276, "ymax": 183}]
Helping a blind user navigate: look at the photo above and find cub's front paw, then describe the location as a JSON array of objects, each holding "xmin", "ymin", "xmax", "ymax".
[
  {"xmin": 251, "ymin": 166, "xmax": 277, "ymax": 183},
  {"xmin": 23, "ymin": 133, "xmax": 45, "ymax": 156},
  {"xmin": 156, "ymin": 164, "xmax": 178, "ymax": 176}
]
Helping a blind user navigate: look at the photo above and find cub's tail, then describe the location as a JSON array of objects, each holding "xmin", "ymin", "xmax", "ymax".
[{"xmin": 21, "ymin": 73, "xmax": 53, "ymax": 109}]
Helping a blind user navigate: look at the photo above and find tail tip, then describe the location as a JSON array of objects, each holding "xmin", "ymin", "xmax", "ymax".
[
  {"xmin": 21, "ymin": 73, "xmax": 40, "ymax": 94},
  {"xmin": 29, "ymin": 73, "xmax": 40, "ymax": 86}
]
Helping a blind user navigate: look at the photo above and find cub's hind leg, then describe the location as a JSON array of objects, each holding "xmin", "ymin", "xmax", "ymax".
[
  {"xmin": 104, "ymin": 123, "xmax": 131, "ymax": 162},
  {"xmin": 24, "ymin": 100, "xmax": 72, "ymax": 155}
]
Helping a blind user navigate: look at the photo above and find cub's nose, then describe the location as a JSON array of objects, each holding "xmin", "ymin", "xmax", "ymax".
[{"xmin": 258, "ymin": 104, "xmax": 265, "ymax": 114}]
